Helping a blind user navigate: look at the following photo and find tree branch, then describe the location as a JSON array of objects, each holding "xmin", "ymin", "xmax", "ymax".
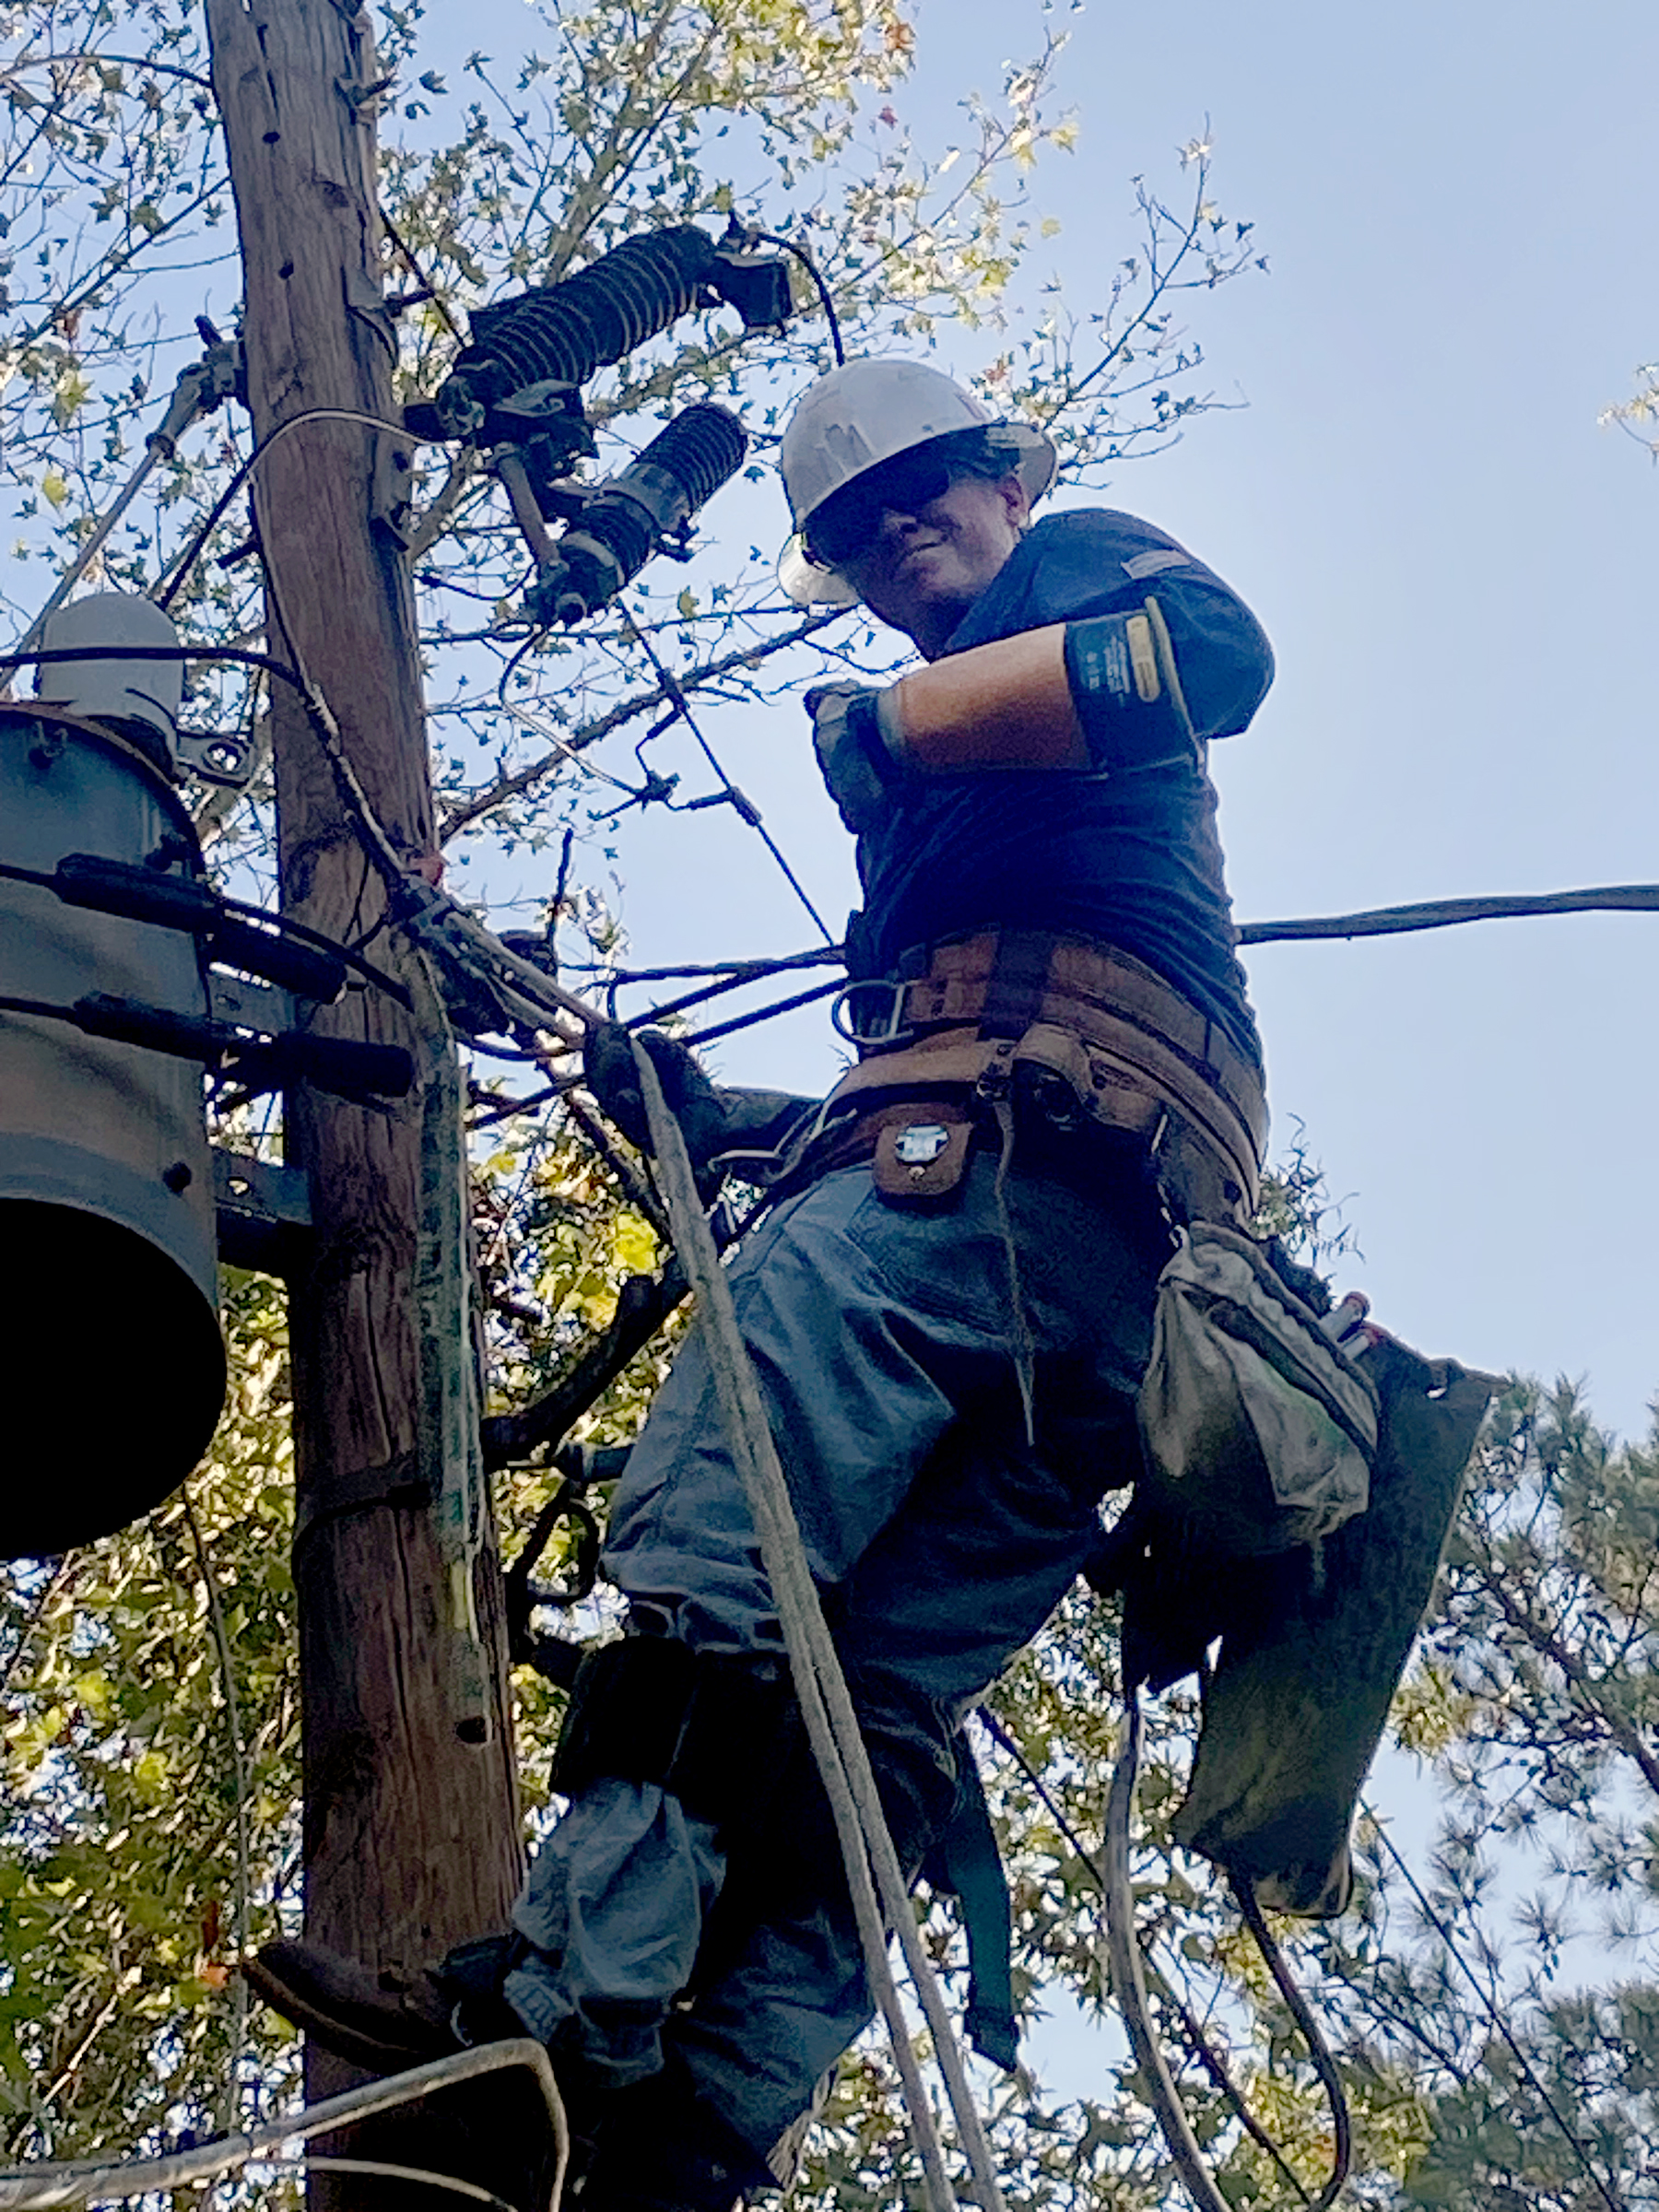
[{"xmin": 438, "ymin": 607, "xmax": 842, "ymax": 841}]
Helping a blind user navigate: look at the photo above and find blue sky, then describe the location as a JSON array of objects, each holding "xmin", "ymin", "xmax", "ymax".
[{"xmin": 571, "ymin": 0, "xmax": 1659, "ymax": 1441}]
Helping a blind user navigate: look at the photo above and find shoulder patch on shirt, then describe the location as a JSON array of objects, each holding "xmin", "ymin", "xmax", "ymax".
[{"xmin": 1123, "ymin": 547, "xmax": 1193, "ymax": 581}]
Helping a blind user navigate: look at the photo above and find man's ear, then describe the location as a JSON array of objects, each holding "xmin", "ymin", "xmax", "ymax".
[{"xmin": 997, "ymin": 473, "xmax": 1032, "ymax": 530}]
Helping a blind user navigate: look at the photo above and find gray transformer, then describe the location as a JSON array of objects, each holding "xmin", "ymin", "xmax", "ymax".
[{"xmin": 0, "ymin": 703, "xmax": 226, "ymax": 1557}]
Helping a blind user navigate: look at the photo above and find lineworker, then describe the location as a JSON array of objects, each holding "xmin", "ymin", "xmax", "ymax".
[{"xmin": 248, "ymin": 357, "xmax": 1276, "ymax": 2211}]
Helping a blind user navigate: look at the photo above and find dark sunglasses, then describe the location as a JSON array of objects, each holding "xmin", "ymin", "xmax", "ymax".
[{"xmin": 803, "ymin": 448, "xmax": 971, "ymax": 571}]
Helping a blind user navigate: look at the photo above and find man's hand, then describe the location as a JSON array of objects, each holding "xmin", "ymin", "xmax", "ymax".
[
  {"xmin": 583, "ymin": 1024, "xmax": 731, "ymax": 1198},
  {"xmin": 805, "ymin": 683, "xmax": 900, "ymax": 835}
]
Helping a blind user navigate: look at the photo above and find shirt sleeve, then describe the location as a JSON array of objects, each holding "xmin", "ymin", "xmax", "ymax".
[{"xmin": 951, "ymin": 509, "xmax": 1275, "ymax": 746}]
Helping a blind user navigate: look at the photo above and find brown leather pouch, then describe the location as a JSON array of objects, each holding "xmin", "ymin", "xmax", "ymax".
[{"xmin": 869, "ymin": 1103, "xmax": 977, "ymax": 1204}]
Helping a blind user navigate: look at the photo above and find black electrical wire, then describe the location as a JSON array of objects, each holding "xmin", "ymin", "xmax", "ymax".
[
  {"xmin": 677, "ymin": 976, "xmax": 841, "ymax": 1049},
  {"xmin": 1230, "ymin": 1879, "xmax": 1350, "ymax": 2212},
  {"xmin": 622, "ymin": 947, "xmax": 843, "ymax": 1027},
  {"xmin": 973, "ymin": 1704, "xmax": 1315, "ymax": 2204},
  {"xmin": 582, "ymin": 946, "xmax": 842, "ymax": 991},
  {"xmin": 497, "ymin": 697, "xmax": 664, "ymax": 805},
  {"xmin": 0, "ymin": 851, "xmax": 410, "ymax": 1009},
  {"xmin": 1238, "ymin": 884, "xmax": 1659, "ymax": 946},
  {"xmin": 493, "ymin": 630, "xmax": 546, "ymax": 710},
  {"xmin": 0, "ymin": 639, "xmax": 304, "ymax": 689},
  {"xmin": 379, "ymin": 204, "xmax": 467, "ymax": 346},
  {"xmin": 468, "ymin": 1081, "xmax": 564, "ymax": 1129},
  {"xmin": 615, "ymin": 606, "xmax": 834, "ymax": 944},
  {"xmin": 751, "ymin": 231, "xmax": 845, "ymax": 364}
]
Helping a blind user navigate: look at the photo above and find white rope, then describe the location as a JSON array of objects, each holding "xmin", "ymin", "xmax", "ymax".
[
  {"xmin": 1102, "ymin": 1695, "xmax": 1234, "ymax": 2212},
  {"xmin": 0, "ymin": 2039, "xmax": 565, "ymax": 2212},
  {"xmin": 262, "ymin": 2154, "xmax": 522, "ymax": 2208},
  {"xmin": 633, "ymin": 1042, "xmax": 1008, "ymax": 2212}
]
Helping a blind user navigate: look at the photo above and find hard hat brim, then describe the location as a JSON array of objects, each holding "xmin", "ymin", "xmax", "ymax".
[
  {"xmin": 775, "ymin": 421, "xmax": 1059, "ymax": 610},
  {"xmin": 777, "ymin": 535, "xmax": 863, "ymax": 609}
]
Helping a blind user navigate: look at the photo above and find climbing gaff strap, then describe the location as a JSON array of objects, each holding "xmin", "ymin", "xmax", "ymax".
[
  {"xmin": 920, "ymin": 1744, "xmax": 1019, "ymax": 2072},
  {"xmin": 632, "ymin": 1040, "xmax": 1007, "ymax": 2212},
  {"xmin": 1103, "ymin": 1694, "xmax": 1350, "ymax": 2212}
]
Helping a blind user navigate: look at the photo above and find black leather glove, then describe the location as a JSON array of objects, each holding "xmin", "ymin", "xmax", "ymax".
[
  {"xmin": 583, "ymin": 1024, "xmax": 731, "ymax": 1197},
  {"xmin": 805, "ymin": 683, "xmax": 900, "ymax": 835}
]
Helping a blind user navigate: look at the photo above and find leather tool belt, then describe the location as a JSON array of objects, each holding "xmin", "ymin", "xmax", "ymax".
[{"xmin": 803, "ymin": 930, "xmax": 1267, "ymax": 1224}]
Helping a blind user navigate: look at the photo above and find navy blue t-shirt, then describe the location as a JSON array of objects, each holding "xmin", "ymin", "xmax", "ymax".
[{"xmin": 853, "ymin": 509, "xmax": 1273, "ymax": 1065}]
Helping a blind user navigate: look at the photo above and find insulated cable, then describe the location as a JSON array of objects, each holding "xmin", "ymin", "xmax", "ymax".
[
  {"xmin": 2, "ymin": 327, "xmax": 244, "ymax": 690},
  {"xmin": 586, "ymin": 945, "xmax": 843, "ymax": 991},
  {"xmin": 1102, "ymin": 1696, "xmax": 1239, "ymax": 2212},
  {"xmin": 0, "ymin": 846, "xmax": 411, "ymax": 1010},
  {"xmin": 750, "ymin": 231, "xmax": 846, "ymax": 364},
  {"xmin": 611, "ymin": 945, "xmax": 843, "ymax": 1026},
  {"xmin": 496, "ymin": 699, "xmax": 666, "ymax": 803},
  {"xmin": 151, "ymin": 405, "xmax": 412, "ymax": 613},
  {"xmin": 616, "ymin": 606, "xmax": 835, "ymax": 944},
  {"xmin": 1102, "ymin": 1696, "xmax": 1353, "ymax": 2212},
  {"xmin": 677, "ymin": 974, "xmax": 841, "ymax": 1049},
  {"xmin": 973, "ymin": 1704, "xmax": 1314, "ymax": 2202},
  {"xmin": 1229, "ymin": 1878, "xmax": 1350, "ymax": 2212},
  {"xmin": 4, "ymin": 445, "xmax": 163, "ymax": 683},
  {"xmin": 1238, "ymin": 884, "xmax": 1659, "ymax": 946},
  {"xmin": 247, "ymin": 538, "xmax": 599, "ymax": 1043}
]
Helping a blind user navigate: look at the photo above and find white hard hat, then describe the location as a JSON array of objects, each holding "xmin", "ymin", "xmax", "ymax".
[{"xmin": 777, "ymin": 359, "xmax": 1058, "ymax": 607}]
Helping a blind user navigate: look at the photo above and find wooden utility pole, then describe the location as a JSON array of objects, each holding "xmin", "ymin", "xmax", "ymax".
[{"xmin": 205, "ymin": 1, "xmax": 524, "ymax": 2198}]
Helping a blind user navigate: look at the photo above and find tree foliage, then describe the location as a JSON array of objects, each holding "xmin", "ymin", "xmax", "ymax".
[{"xmin": 22, "ymin": 2, "xmax": 1655, "ymax": 2207}]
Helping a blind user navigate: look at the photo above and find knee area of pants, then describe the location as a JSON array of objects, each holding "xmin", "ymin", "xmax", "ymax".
[{"xmin": 550, "ymin": 1637, "xmax": 794, "ymax": 1837}]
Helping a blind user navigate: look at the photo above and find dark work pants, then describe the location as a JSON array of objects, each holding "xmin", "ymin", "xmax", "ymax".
[{"xmin": 504, "ymin": 1146, "xmax": 1167, "ymax": 2157}]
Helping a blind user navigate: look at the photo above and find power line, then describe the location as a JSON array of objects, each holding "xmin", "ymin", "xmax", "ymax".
[
  {"xmin": 1238, "ymin": 884, "xmax": 1659, "ymax": 947},
  {"xmin": 973, "ymin": 1705, "xmax": 1315, "ymax": 2202},
  {"xmin": 679, "ymin": 975, "xmax": 841, "ymax": 1048},
  {"xmin": 152, "ymin": 405, "xmax": 412, "ymax": 612},
  {"xmin": 616, "ymin": 606, "xmax": 836, "ymax": 946}
]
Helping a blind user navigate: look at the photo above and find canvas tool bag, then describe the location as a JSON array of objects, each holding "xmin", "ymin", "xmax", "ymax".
[{"xmin": 1136, "ymin": 1220, "xmax": 1380, "ymax": 1558}]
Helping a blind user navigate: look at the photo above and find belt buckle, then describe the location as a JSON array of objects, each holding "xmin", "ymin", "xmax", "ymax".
[{"xmin": 830, "ymin": 978, "xmax": 912, "ymax": 1047}]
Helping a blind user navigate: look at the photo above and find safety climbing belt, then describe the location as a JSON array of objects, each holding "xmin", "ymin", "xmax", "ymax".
[{"xmin": 802, "ymin": 927, "xmax": 1267, "ymax": 1226}]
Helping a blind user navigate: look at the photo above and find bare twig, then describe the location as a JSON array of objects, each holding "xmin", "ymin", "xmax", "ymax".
[{"xmin": 437, "ymin": 610, "xmax": 841, "ymax": 841}]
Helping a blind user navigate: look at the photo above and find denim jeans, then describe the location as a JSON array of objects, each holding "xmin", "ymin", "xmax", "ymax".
[{"xmin": 505, "ymin": 1144, "xmax": 1167, "ymax": 2154}]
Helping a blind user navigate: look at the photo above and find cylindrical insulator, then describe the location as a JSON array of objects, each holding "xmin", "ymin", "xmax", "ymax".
[
  {"xmin": 532, "ymin": 404, "xmax": 748, "ymax": 626},
  {"xmin": 632, "ymin": 403, "xmax": 748, "ymax": 512},
  {"xmin": 452, "ymin": 227, "xmax": 717, "ymax": 405},
  {"xmin": 0, "ymin": 709, "xmax": 224, "ymax": 1557}
]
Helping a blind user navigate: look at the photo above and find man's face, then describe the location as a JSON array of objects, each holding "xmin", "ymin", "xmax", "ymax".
[{"xmin": 827, "ymin": 465, "xmax": 1030, "ymax": 658}]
